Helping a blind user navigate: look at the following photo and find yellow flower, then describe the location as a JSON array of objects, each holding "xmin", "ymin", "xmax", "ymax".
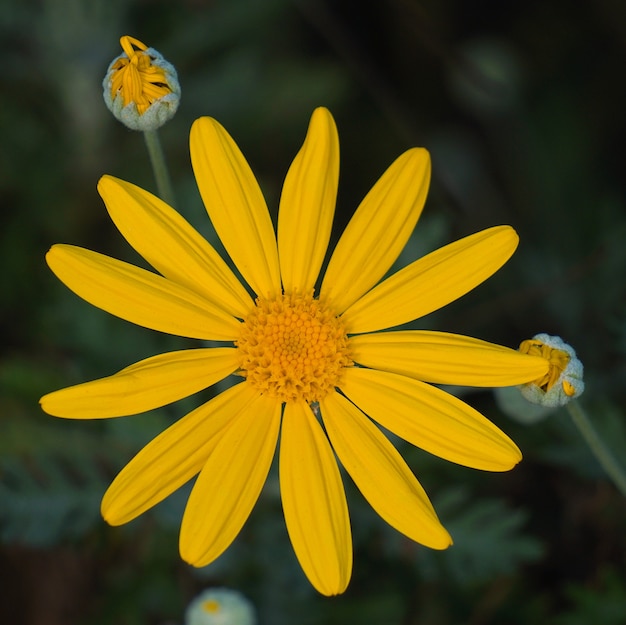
[
  {"xmin": 40, "ymin": 108, "xmax": 548, "ymax": 595},
  {"xmin": 103, "ymin": 35, "xmax": 180, "ymax": 131}
]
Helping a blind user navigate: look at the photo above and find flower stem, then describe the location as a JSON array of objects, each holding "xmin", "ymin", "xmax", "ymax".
[
  {"xmin": 567, "ymin": 399, "xmax": 626, "ymax": 497},
  {"xmin": 143, "ymin": 129, "xmax": 176, "ymax": 207}
]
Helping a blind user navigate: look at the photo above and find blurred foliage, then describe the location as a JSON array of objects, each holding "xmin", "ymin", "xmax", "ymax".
[
  {"xmin": 418, "ymin": 487, "xmax": 544, "ymax": 585},
  {"xmin": 2, "ymin": 0, "xmax": 626, "ymax": 623},
  {"xmin": 551, "ymin": 567, "xmax": 626, "ymax": 625}
]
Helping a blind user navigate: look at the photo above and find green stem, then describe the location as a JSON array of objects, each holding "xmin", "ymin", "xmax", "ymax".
[
  {"xmin": 567, "ymin": 399, "xmax": 626, "ymax": 497},
  {"xmin": 143, "ymin": 129, "xmax": 176, "ymax": 207}
]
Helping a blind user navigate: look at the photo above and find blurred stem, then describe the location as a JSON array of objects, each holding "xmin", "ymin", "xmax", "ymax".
[
  {"xmin": 567, "ymin": 399, "xmax": 626, "ymax": 497},
  {"xmin": 143, "ymin": 129, "xmax": 176, "ymax": 207}
]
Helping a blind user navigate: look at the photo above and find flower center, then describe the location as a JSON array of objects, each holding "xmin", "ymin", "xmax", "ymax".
[
  {"xmin": 109, "ymin": 36, "xmax": 172, "ymax": 114},
  {"xmin": 201, "ymin": 599, "xmax": 221, "ymax": 614},
  {"xmin": 236, "ymin": 292, "xmax": 352, "ymax": 403},
  {"xmin": 519, "ymin": 338, "xmax": 576, "ymax": 396}
]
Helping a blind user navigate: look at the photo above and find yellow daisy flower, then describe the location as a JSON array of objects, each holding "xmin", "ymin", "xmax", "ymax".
[{"xmin": 40, "ymin": 107, "xmax": 548, "ymax": 596}]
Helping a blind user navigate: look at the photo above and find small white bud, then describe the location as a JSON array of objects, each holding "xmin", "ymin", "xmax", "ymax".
[
  {"xmin": 518, "ymin": 333, "xmax": 584, "ymax": 408},
  {"xmin": 103, "ymin": 36, "xmax": 180, "ymax": 131},
  {"xmin": 185, "ymin": 588, "xmax": 256, "ymax": 625}
]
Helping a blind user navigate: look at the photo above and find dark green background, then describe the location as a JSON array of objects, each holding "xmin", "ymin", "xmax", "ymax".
[{"xmin": 2, "ymin": 0, "xmax": 626, "ymax": 623}]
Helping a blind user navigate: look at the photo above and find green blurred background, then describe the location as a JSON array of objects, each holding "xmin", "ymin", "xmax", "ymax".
[{"xmin": 2, "ymin": 0, "xmax": 626, "ymax": 623}]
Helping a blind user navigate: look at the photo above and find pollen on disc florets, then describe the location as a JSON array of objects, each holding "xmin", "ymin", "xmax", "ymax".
[{"xmin": 236, "ymin": 292, "xmax": 353, "ymax": 403}]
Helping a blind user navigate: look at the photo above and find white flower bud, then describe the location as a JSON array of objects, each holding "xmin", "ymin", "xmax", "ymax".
[
  {"xmin": 185, "ymin": 588, "xmax": 256, "ymax": 625},
  {"xmin": 103, "ymin": 36, "xmax": 180, "ymax": 131},
  {"xmin": 518, "ymin": 333, "xmax": 584, "ymax": 408}
]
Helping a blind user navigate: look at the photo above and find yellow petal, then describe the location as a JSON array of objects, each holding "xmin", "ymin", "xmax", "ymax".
[
  {"xmin": 180, "ymin": 392, "xmax": 281, "ymax": 567},
  {"xmin": 320, "ymin": 392, "xmax": 451, "ymax": 549},
  {"xmin": 46, "ymin": 245, "xmax": 240, "ymax": 340},
  {"xmin": 321, "ymin": 148, "xmax": 430, "ymax": 313},
  {"xmin": 340, "ymin": 368, "xmax": 522, "ymax": 471},
  {"xmin": 278, "ymin": 108, "xmax": 339, "ymax": 293},
  {"xmin": 280, "ymin": 400, "xmax": 352, "ymax": 596},
  {"xmin": 350, "ymin": 331, "xmax": 549, "ymax": 387},
  {"xmin": 98, "ymin": 175, "xmax": 253, "ymax": 318},
  {"xmin": 40, "ymin": 348, "xmax": 239, "ymax": 419},
  {"xmin": 102, "ymin": 382, "xmax": 256, "ymax": 525},
  {"xmin": 342, "ymin": 226, "xmax": 518, "ymax": 333},
  {"xmin": 190, "ymin": 117, "xmax": 280, "ymax": 298}
]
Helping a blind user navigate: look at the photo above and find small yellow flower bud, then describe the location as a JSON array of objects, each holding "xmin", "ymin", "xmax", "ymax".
[
  {"xmin": 185, "ymin": 588, "xmax": 256, "ymax": 625},
  {"xmin": 518, "ymin": 333, "xmax": 584, "ymax": 408},
  {"xmin": 103, "ymin": 36, "xmax": 180, "ymax": 131}
]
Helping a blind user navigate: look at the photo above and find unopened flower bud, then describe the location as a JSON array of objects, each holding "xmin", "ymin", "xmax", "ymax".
[
  {"xmin": 185, "ymin": 588, "xmax": 256, "ymax": 625},
  {"xmin": 517, "ymin": 333, "xmax": 584, "ymax": 408},
  {"xmin": 103, "ymin": 35, "xmax": 180, "ymax": 131}
]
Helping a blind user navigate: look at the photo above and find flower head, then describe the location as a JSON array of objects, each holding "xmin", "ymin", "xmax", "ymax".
[
  {"xmin": 185, "ymin": 588, "xmax": 256, "ymax": 625},
  {"xmin": 40, "ymin": 108, "xmax": 549, "ymax": 595},
  {"xmin": 103, "ymin": 35, "xmax": 180, "ymax": 131},
  {"xmin": 518, "ymin": 333, "xmax": 584, "ymax": 407}
]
